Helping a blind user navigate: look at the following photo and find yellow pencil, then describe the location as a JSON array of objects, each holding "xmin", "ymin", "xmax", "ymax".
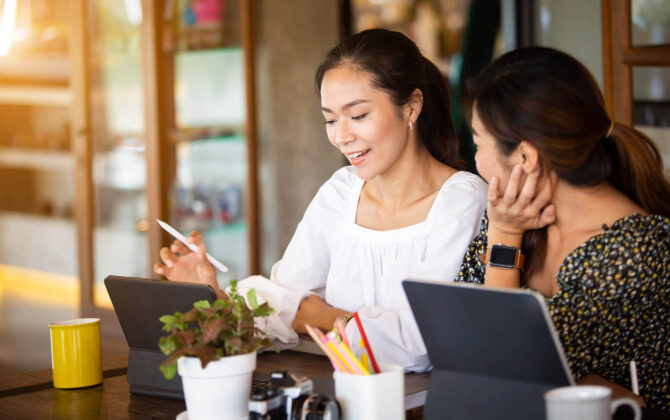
[
  {"xmin": 326, "ymin": 340, "xmax": 357, "ymax": 374},
  {"xmin": 328, "ymin": 332, "xmax": 370, "ymax": 375},
  {"xmin": 361, "ymin": 354, "xmax": 369, "ymax": 372},
  {"xmin": 305, "ymin": 324, "xmax": 345, "ymax": 372}
]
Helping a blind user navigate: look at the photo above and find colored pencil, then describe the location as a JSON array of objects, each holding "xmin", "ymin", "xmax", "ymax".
[
  {"xmin": 304, "ymin": 324, "xmax": 340, "ymax": 371},
  {"xmin": 324, "ymin": 336, "xmax": 358, "ymax": 374},
  {"xmin": 335, "ymin": 317, "xmax": 351, "ymax": 348},
  {"xmin": 353, "ymin": 312, "xmax": 380, "ymax": 374},
  {"xmin": 361, "ymin": 354, "xmax": 369, "ymax": 372},
  {"xmin": 327, "ymin": 331, "xmax": 370, "ymax": 375}
]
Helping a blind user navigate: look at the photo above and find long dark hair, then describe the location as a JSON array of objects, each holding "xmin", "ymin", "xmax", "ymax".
[
  {"xmin": 314, "ymin": 29, "xmax": 460, "ymax": 168},
  {"xmin": 467, "ymin": 46, "xmax": 670, "ymax": 279}
]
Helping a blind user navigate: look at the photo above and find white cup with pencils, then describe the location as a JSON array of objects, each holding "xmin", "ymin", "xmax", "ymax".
[
  {"xmin": 334, "ymin": 363, "xmax": 404, "ymax": 420},
  {"xmin": 305, "ymin": 312, "xmax": 404, "ymax": 420}
]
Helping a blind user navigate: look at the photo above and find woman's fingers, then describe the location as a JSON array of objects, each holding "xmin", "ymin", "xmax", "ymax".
[
  {"xmin": 159, "ymin": 247, "xmax": 179, "ymax": 268},
  {"xmin": 502, "ymin": 165, "xmax": 523, "ymax": 204},
  {"xmin": 538, "ymin": 203, "xmax": 556, "ymax": 227},
  {"xmin": 188, "ymin": 230, "xmax": 204, "ymax": 246},
  {"xmin": 187, "ymin": 230, "xmax": 209, "ymax": 262},
  {"xmin": 154, "ymin": 262, "xmax": 169, "ymax": 276},
  {"xmin": 488, "ymin": 176, "xmax": 501, "ymax": 203},
  {"xmin": 488, "ymin": 165, "xmax": 558, "ymax": 233},
  {"xmin": 528, "ymin": 174, "xmax": 554, "ymax": 213},
  {"xmin": 516, "ymin": 169, "xmax": 540, "ymax": 208},
  {"xmin": 170, "ymin": 239, "xmax": 189, "ymax": 255}
]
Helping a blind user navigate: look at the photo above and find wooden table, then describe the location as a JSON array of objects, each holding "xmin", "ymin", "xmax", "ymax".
[{"xmin": 0, "ymin": 351, "xmax": 430, "ymax": 419}]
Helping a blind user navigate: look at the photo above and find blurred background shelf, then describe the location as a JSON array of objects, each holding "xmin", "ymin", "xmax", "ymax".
[
  {"xmin": 0, "ymin": 54, "xmax": 69, "ymax": 84},
  {"xmin": 0, "ymin": 147, "xmax": 73, "ymax": 171},
  {"xmin": 0, "ymin": 84, "xmax": 72, "ymax": 107}
]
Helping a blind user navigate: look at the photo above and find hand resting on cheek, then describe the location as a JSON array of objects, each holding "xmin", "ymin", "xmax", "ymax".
[{"xmin": 487, "ymin": 165, "xmax": 558, "ymax": 236}]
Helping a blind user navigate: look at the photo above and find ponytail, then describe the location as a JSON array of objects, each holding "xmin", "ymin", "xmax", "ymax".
[
  {"xmin": 608, "ymin": 123, "xmax": 670, "ymax": 217},
  {"xmin": 417, "ymin": 57, "xmax": 460, "ymax": 168}
]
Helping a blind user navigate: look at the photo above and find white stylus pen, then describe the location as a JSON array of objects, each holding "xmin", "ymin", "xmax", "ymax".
[
  {"xmin": 629, "ymin": 360, "xmax": 639, "ymax": 395},
  {"xmin": 156, "ymin": 219, "xmax": 229, "ymax": 273}
]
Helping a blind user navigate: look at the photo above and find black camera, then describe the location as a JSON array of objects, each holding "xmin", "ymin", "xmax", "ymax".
[{"xmin": 249, "ymin": 371, "xmax": 340, "ymax": 420}]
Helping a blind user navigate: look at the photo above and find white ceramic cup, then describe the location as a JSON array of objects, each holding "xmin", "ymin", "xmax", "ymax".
[
  {"xmin": 334, "ymin": 363, "xmax": 404, "ymax": 420},
  {"xmin": 544, "ymin": 385, "xmax": 641, "ymax": 420}
]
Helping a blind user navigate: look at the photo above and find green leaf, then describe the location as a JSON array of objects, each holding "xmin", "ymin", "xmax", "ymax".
[
  {"xmin": 159, "ymin": 363, "xmax": 177, "ymax": 380},
  {"xmin": 247, "ymin": 289, "xmax": 259, "ymax": 309},
  {"xmin": 252, "ymin": 302, "xmax": 274, "ymax": 318},
  {"xmin": 193, "ymin": 300, "xmax": 211, "ymax": 310},
  {"xmin": 159, "ymin": 315, "xmax": 176, "ymax": 332},
  {"xmin": 158, "ymin": 336, "xmax": 178, "ymax": 355}
]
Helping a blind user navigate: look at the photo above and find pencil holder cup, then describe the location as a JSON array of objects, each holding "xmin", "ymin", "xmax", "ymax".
[
  {"xmin": 49, "ymin": 318, "xmax": 103, "ymax": 389},
  {"xmin": 334, "ymin": 363, "xmax": 404, "ymax": 420}
]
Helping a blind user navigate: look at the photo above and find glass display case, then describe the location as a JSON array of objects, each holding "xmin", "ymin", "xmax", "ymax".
[
  {"xmin": 0, "ymin": 0, "xmax": 258, "ymax": 335},
  {"xmin": 86, "ymin": 0, "xmax": 149, "ymax": 307},
  {"xmin": 70, "ymin": 0, "xmax": 258, "ymax": 323},
  {"xmin": 171, "ymin": 45, "xmax": 249, "ymax": 283},
  {"xmin": 161, "ymin": 0, "xmax": 255, "ymax": 286},
  {"xmin": 0, "ymin": 0, "xmax": 77, "ymax": 278}
]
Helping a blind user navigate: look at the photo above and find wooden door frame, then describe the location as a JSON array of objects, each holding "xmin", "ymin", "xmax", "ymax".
[
  {"xmin": 72, "ymin": 0, "xmax": 260, "ymax": 336},
  {"xmin": 241, "ymin": 0, "xmax": 259, "ymax": 275},
  {"xmin": 601, "ymin": 0, "xmax": 670, "ymax": 125},
  {"xmin": 70, "ymin": 0, "xmax": 122, "ymax": 333},
  {"xmin": 142, "ymin": 0, "xmax": 174, "ymax": 273}
]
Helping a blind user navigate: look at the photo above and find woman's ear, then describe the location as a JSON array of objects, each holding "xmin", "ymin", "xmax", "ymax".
[
  {"xmin": 517, "ymin": 141, "xmax": 541, "ymax": 173},
  {"xmin": 406, "ymin": 88, "xmax": 424, "ymax": 124}
]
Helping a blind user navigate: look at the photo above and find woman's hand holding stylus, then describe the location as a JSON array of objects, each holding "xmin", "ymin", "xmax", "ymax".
[{"xmin": 154, "ymin": 231, "xmax": 221, "ymax": 296}]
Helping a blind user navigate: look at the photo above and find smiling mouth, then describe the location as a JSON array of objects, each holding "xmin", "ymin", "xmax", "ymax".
[{"xmin": 345, "ymin": 149, "xmax": 370, "ymax": 165}]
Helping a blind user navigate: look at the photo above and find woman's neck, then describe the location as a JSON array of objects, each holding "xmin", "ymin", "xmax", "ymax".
[
  {"xmin": 365, "ymin": 145, "xmax": 450, "ymax": 210},
  {"xmin": 550, "ymin": 181, "xmax": 646, "ymax": 236}
]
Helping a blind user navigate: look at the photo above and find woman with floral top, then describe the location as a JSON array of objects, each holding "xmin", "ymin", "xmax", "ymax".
[{"xmin": 456, "ymin": 46, "xmax": 670, "ymax": 411}]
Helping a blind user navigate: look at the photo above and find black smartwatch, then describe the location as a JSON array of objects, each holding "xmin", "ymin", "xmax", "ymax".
[{"xmin": 479, "ymin": 244, "xmax": 525, "ymax": 270}]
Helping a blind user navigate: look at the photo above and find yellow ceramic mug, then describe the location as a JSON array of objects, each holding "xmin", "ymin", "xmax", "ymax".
[{"xmin": 49, "ymin": 318, "xmax": 102, "ymax": 389}]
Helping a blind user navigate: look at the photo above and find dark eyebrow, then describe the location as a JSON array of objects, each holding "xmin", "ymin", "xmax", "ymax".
[{"xmin": 321, "ymin": 99, "xmax": 370, "ymax": 113}]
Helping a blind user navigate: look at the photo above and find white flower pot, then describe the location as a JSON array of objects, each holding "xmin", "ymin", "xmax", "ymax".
[{"xmin": 177, "ymin": 352, "xmax": 256, "ymax": 420}]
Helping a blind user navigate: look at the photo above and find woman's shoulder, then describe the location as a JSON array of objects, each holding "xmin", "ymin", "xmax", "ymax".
[
  {"xmin": 443, "ymin": 171, "xmax": 488, "ymax": 193},
  {"xmin": 559, "ymin": 214, "xmax": 670, "ymax": 292},
  {"xmin": 598, "ymin": 213, "xmax": 670, "ymax": 248},
  {"xmin": 318, "ymin": 166, "xmax": 360, "ymax": 197},
  {"xmin": 308, "ymin": 166, "xmax": 361, "ymax": 214},
  {"xmin": 432, "ymin": 171, "xmax": 488, "ymax": 216},
  {"xmin": 570, "ymin": 213, "xmax": 669, "ymax": 256}
]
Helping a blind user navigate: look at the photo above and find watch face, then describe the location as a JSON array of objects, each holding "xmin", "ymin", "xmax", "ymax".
[{"xmin": 489, "ymin": 245, "xmax": 518, "ymax": 267}]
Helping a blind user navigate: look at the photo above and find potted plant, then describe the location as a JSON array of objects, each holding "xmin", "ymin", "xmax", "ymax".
[{"xmin": 158, "ymin": 280, "xmax": 273, "ymax": 420}]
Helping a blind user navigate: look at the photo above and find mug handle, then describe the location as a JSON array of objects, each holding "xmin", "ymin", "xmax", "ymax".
[{"xmin": 611, "ymin": 397, "xmax": 642, "ymax": 420}]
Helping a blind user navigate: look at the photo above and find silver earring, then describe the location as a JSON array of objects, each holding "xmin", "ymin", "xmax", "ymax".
[{"xmin": 409, "ymin": 121, "xmax": 413, "ymax": 131}]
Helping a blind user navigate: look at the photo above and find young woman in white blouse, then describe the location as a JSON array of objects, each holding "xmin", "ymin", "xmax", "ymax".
[{"xmin": 154, "ymin": 29, "xmax": 487, "ymax": 370}]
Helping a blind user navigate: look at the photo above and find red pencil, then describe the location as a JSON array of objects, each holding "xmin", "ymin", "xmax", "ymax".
[{"xmin": 353, "ymin": 312, "xmax": 380, "ymax": 374}]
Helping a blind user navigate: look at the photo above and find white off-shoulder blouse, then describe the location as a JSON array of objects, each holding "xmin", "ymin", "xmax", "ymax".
[{"xmin": 266, "ymin": 166, "xmax": 487, "ymax": 371}]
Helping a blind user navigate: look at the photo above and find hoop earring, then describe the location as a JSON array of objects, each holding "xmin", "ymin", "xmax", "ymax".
[{"xmin": 409, "ymin": 121, "xmax": 413, "ymax": 131}]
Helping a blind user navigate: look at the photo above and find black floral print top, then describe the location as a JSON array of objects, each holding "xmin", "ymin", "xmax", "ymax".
[{"xmin": 456, "ymin": 213, "xmax": 670, "ymax": 411}]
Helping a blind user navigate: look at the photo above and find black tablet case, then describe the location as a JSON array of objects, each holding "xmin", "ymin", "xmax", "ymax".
[
  {"xmin": 104, "ymin": 275, "xmax": 217, "ymax": 399},
  {"xmin": 402, "ymin": 280, "xmax": 574, "ymax": 420}
]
